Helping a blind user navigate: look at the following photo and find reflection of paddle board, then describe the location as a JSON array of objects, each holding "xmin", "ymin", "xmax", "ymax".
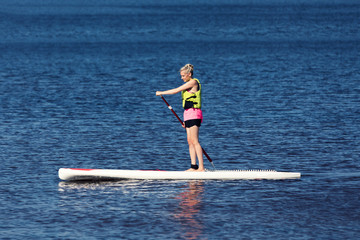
[{"xmin": 58, "ymin": 168, "xmax": 301, "ymax": 181}]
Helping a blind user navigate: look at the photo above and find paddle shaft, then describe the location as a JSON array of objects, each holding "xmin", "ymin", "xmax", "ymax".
[{"xmin": 160, "ymin": 95, "xmax": 214, "ymax": 165}]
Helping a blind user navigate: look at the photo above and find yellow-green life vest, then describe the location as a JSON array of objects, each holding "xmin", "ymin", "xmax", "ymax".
[{"xmin": 181, "ymin": 78, "xmax": 201, "ymax": 109}]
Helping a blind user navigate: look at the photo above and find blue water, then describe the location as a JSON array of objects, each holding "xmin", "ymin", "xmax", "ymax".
[{"xmin": 1, "ymin": 0, "xmax": 360, "ymax": 239}]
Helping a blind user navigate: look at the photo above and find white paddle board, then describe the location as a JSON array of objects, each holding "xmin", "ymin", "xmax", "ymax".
[{"xmin": 58, "ymin": 168, "xmax": 301, "ymax": 181}]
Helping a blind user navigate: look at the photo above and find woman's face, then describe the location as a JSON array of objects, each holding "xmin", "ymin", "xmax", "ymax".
[{"xmin": 180, "ymin": 70, "xmax": 191, "ymax": 82}]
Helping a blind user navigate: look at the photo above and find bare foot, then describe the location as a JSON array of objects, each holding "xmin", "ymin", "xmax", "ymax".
[
  {"xmin": 196, "ymin": 168, "xmax": 205, "ymax": 172},
  {"xmin": 185, "ymin": 168, "xmax": 196, "ymax": 172}
]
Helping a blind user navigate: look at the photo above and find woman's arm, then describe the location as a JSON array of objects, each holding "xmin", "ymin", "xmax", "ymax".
[{"xmin": 156, "ymin": 80, "xmax": 196, "ymax": 96}]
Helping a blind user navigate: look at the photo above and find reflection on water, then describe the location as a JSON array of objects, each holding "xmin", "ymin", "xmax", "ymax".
[
  {"xmin": 58, "ymin": 180, "xmax": 145, "ymax": 191},
  {"xmin": 173, "ymin": 181, "xmax": 205, "ymax": 240},
  {"xmin": 58, "ymin": 180, "xmax": 207, "ymax": 239}
]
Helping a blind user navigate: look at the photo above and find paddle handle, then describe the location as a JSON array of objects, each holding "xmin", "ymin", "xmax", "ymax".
[
  {"xmin": 160, "ymin": 96, "xmax": 184, "ymax": 126},
  {"xmin": 202, "ymin": 148, "xmax": 213, "ymax": 163},
  {"xmin": 160, "ymin": 95, "xmax": 214, "ymax": 164}
]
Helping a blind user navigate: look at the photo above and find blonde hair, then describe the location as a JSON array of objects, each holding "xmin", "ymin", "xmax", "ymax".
[{"xmin": 180, "ymin": 64, "xmax": 194, "ymax": 76}]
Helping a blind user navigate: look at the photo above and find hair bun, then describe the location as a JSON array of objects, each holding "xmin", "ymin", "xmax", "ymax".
[{"xmin": 180, "ymin": 64, "xmax": 194, "ymax": 75}]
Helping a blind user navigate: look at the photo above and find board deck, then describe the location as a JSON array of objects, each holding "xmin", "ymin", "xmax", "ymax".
[{"xmin": 58, "ymin": 168, "xmax": 301, "ymax": 181}]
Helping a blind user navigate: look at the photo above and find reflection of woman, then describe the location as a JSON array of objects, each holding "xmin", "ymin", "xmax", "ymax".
[
  {"xmin": 173, "ymin": 181, "xmax": 204, "ymax": 239},
  {"xmin": 156, "ymin": 64, "xmax": 204, "ymax": 172}
]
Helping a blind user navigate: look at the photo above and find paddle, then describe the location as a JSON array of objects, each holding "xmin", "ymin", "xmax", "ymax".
[{"xmin": 160, "ymin": 95, "xmax": 215, "ymax": 169}]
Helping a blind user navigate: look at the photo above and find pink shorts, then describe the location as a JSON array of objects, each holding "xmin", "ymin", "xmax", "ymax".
[{"xmin": 183, "ymin": 108, "xmax": 203, "ymax": 122}]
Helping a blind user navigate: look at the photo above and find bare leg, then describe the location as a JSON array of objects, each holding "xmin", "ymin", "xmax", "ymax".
[
  {"xmin": 186, "ymin": 128, "xmax": 197, "ymax": 171},
  {"xmin": 185, "ymin": 125, "xmax": 204, "ymax": 172}
]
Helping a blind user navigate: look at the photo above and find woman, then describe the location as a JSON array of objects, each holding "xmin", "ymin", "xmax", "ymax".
[{"xmin": 156, "ymin": 64, "xmax": 204, "ymax": 172}]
